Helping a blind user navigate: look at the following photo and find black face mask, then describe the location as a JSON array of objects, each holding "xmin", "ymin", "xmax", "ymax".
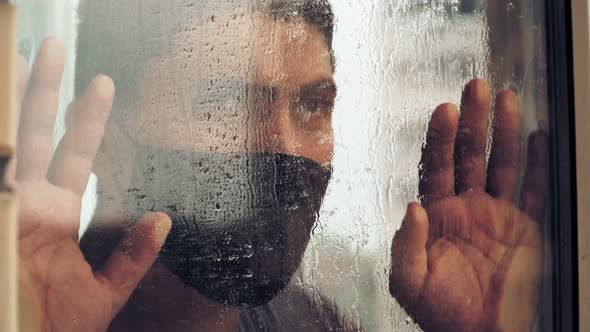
[{"xmin": 121, "ymin": 143, "xmax": 332, "ymax": 306}]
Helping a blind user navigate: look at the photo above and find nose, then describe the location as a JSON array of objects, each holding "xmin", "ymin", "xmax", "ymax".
[{"xmin": 251, "ymin": 99, "xmax": 297, "ymax": 155}]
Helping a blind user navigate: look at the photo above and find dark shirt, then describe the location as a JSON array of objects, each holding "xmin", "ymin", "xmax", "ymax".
[
  {"xmin": 81, "ymin": 215, "xmax": 361, "ymax": 332},
  {"xmin": 238, "ymin": 286, "xmax": 359, "ymax": 332}
]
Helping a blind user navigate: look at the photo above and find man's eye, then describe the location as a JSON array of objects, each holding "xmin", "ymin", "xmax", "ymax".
[
  {"xmin": 296, "ymin": 97, "xmax": 334, "ymax": 116},
  {"xmin": 291, "ymin": 96, "xmax": 334, "ymax": 131}
]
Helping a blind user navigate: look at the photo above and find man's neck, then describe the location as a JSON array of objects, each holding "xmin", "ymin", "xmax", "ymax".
[{"xmin": 109, "ymin": 262, "xmax": 242, "ymax": 332}]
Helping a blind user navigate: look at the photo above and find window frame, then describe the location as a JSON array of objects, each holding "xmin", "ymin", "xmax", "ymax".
[
  {"xmin": 546, "ymin": 0, "xmax": 581, "ymax": 331},
  {"xmin": 570, "ymin": 0, "xmax": 590, "ymax": 330},
  {"xmin": 0, "ymin": 1, "xmax": 586, "ymax": 330}
]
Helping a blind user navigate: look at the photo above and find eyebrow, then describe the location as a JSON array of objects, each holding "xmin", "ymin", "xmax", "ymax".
[
  {"xmin": 189, "ymin": 78, "xmax": 337, "ymax": 106},
  {"xmin": 297, "ymin": 79, "xmax": 337, "ymax": 96}
]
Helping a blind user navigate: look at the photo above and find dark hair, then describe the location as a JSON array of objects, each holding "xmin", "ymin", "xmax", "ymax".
[
  {"xmin": 270, "ymin": 0, "xmax": 334, "ymax": 49},
  {"xmin": 75, "ymin": 0, "xmax": 335, "ymax": 114}
]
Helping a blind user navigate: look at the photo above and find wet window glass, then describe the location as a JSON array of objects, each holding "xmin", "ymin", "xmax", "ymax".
[{"xmin": 13, "ymin": 0, "xmax": 554, "ymax": 331}]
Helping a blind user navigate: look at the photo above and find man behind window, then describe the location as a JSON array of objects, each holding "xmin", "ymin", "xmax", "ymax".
[{"xmin": 12, "ymin": 0, "xmax": 548, "ymax": 331}]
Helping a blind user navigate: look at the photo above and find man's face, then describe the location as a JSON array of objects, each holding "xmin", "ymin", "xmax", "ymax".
[
  {"xmin": 90, "ymin": 13, "xmax": 337, "ymax": 306},
  {"xmin": 122, "ymin": 13, "xmax": 335, "ymax": 165}
]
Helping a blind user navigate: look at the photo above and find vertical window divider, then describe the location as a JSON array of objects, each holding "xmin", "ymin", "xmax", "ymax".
[
  {"xmin": 571, "ymin": 0, "xmax": 590, "ymax": 330},
  {"xmin": 545, "ymin": 0, "xmax": 579, "ymax": 331},
  {"xmin": 0, "ymin": 0, "xmax": 19, "ymax": 331}
]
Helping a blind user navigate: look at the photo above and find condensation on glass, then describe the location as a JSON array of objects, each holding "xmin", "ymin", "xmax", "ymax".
[{"xmin": 15, "ymin": 0, "xmax": 552, "ymax": 331}]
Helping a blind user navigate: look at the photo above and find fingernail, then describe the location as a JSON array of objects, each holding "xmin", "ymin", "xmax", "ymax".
[
  {"xmin": 93, "ymin": 75, "xmax": 115, "ymax": 96},
  {"xmin": 42, "ymin": 37, "xmax": 66, "ymax": 62},
  {"xmin": 154, "ymin": 217, "xmax": 171, "ymax": 244},
  {"xmin": 463, "ymin": 79, "xmax": 489, "ymax": 104}
]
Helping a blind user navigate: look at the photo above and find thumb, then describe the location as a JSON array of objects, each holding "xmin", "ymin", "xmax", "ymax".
[
  {"xmin": 95, "ymin": 212, "xmax": 171, "ymax": 318},
  {"xmin": 390, "ymin": 202, "xmax": 429, "ymax": 311}
]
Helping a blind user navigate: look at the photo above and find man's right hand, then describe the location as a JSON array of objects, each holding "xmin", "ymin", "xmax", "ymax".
[
  {"xmin": 389, "ymin": 80, "xmax": 547, "ymax": 332},
  {"xmin": 10, "ymin": 38, "xmax": 171, "ymax": 332}
]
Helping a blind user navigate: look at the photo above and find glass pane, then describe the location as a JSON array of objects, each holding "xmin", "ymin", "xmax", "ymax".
[{"xmin": 13, "ymin": 0, "xmax": 553, "ymax": 331}]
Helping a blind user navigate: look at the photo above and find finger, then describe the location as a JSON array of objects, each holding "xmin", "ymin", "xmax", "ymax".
[
  {"xmin": 419, "ymin": 103, "xmax": 459, "ymax": 205},
  {"xmin": 520, "ymin": 131, "xmax": 549, "ymax": 222},
  {"xmin": 486, "ymin": 89, "xmax": 520, "ymax": 200},
  {"xmin": 96, "ymin": 212, "xmax": 171, "ymax": 318},
  {"xmin": 16, "ymin": 38, "xmax": 66, "ymax": 180},
  {"xmin": 390, "ymin": 203, "xmax": 429, "ymax": 310},
  {"xmin": 48, "ymin": 75, "xmax": 114, "ymax": 195},
  {"xmin": 16, "ymin": 54, "xmax": 29, "ymax": 109},
  {"xmin": 5, "ymin": 55, "xmax": 30, "ymax": 186},
  {"xmin": 64, "ymin": 98, "xmax": 83, "ymax": 130},
  {"xmin": 455, "ymin": 79, "xmax": 491, "ymax": 193}
]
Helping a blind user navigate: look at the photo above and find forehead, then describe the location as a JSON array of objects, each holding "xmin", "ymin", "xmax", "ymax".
[{"xmin": 146, "ymin": 11, "xmax": 333, "ymax": 88}]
